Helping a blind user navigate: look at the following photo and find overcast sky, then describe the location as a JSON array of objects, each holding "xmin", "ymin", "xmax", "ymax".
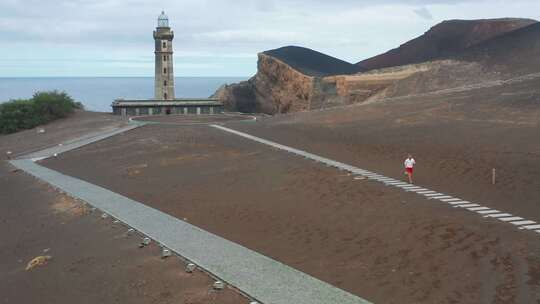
[{"xmin": 1, "ymin": 0, "xmax": 538, "ymax": 77}]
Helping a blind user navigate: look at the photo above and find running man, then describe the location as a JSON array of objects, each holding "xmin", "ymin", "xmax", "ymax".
[{"xmin": 404, "ymin": 154, "xmax": 416, "ymax": 184}]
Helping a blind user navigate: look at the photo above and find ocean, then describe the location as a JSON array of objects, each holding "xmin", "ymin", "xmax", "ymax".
[{"xmin": 0, "ymin": 77, "xmax": 247, "ymax": 112}]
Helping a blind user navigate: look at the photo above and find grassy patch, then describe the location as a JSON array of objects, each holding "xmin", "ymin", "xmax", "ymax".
[{"xmin": 0, "ymin": 91, "xmax": 83, "ymax": 134}]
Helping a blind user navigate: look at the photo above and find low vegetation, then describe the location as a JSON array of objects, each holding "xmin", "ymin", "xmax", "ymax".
[{"xmin": 0, "ymin": 91, "xmax": 83, "ymax": 134}]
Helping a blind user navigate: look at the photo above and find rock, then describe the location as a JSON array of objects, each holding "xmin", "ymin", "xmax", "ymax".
[
  {"xmin": 185, "ymin": 263, "xmax": 196, "ymax": 273},
  {"xmin": 139, "ymin": 237, "xmax": 151, "ymax": 248},
  {"xmin": 161, "ymin": 248, "xmax": 172, "ymax": 258},
  {"xmin": 212, "ymin": 281, "xmax": 225, "ymax": 290},
  {"xmin": 25, "ymin": 255, "xmax": 52, "ymax": 271},
  {"xmin": 215, "ymin": 53, "xmax": 320, "ymax": 114}
]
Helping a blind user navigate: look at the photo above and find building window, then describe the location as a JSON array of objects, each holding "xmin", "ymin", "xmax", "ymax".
[
  {"xmin": 164, "ymin": 80, "xmax": 167, "ymax": 86},
  {"xmin": 163, "ymin": 55, "xmax": 167, "ymax": 61},
  {"xmin": 163, "ymin": 68, "xmax": 167, "ymax": 74},
  {"xmin": 162, "ymin": 41, "xmax": 166, "ymax": 48},
  {"xmin": 164, "ymin": 93, "xmax": 168, "ymax": 99}
]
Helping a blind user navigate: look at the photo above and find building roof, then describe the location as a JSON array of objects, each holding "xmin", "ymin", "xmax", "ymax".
[{"xmin": 112, "ymin": 99, "xmax": 222, "ymax": 107}]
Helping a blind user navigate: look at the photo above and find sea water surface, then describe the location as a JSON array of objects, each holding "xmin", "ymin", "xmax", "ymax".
[{"xmin": 0, "ymin": 77, "xmax": 247, "ymax": 112}]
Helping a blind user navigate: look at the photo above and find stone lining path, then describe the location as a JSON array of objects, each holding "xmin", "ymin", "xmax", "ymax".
[
  {"xmin": 211, "ymin": 124, "xmax": 540, "ymax": 235},
  {"xmin": 10, "ymin": 122, "xmax": 373, "ymax": 304}
]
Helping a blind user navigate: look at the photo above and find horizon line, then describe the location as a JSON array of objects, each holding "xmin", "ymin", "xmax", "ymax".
[{"xmin": 0, "ymin": 76, "xmax": 250, "ymax": 79}]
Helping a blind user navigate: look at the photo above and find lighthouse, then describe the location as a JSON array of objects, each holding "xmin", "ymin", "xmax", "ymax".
[
  {"xmin": 153, "ymin": 11, "xmax": 175, "ymax": 100},
  {"xmin": 112, "ymin": 11, "xmax": 224, "ymax": 116}
]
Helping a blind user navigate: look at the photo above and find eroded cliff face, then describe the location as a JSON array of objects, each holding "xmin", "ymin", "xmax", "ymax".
[
  {"xmin": 253, "ymin": 54, "xmax": 316, "ymax": 113},
  {"xmin": 324, "ymin": 60, "xmax": 501, "ymax": 104},
  {"xmin": 214, "ymin": 56, "xmax": 496, "ymax": 113},
  {"xmin": 214, "ymin": 53, "xmax": 316, "ymax": 114}
]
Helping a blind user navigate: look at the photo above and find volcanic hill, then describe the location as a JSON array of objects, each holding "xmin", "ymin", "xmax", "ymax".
[
  {"xmin": 263, "ymin": 46, "xmax": 361, "ymax": 77},
  {"xmin": 214, "ymin": 18, "xmax": 539, "ymax": 114},
  {"xmin": 459, "ymin": 21, "xmax": 540, "ymax": 75},
  {"xmin": 357, "ymin": 18, "xmax": 536, "ymax": 71}
]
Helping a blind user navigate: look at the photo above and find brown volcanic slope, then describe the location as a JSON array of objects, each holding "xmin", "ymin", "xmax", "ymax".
[
  {"xmin": 264, "ymin": 46, "xmax": 362, "ymax": 77},
  {"xmin": 460, "ymin": 21, "xmax": 540, "ymax": 75},
  {"xmin": 357, "ymin": 18, "xmax": 537, "ymax": 71},
  {"xmin": 214, "ymin": 18, "xmax": 540, "ymax": 114}
]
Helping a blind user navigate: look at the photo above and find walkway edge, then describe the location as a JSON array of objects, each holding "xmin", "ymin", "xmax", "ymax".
[
  {"xmin": 11, "ymin": 123, "xmax": 374, "ymax": 304},
  {"xmin": 210, "ymin": 124, "xmax": 540, "ymax": 235}
]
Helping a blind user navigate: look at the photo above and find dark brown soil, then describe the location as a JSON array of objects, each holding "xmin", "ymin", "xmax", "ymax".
[
  {"xmin": 0, "ymin": 112, "xmax": 247, "ymax": 304},
  {"xmin": 41, "ymin": 84, "xmax": 540, "ymax": 304},
  {"xmin": 229, "ymin": 76, "xmax": 540, "ymax": 224}
]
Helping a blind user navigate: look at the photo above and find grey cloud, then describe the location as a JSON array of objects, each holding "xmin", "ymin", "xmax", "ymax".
[
  {"xmin": 414, "ymin": 7, "xmax": 433, "ymax": 20},
  {"xmin": 1, "ymin": 0, "xmax": 538, "ymax": 76}
]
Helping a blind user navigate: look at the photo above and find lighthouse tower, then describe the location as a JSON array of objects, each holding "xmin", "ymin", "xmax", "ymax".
[
  {"xmin": 153, "ymin": 11, "xmax": 175, "ymax": 100},
  {"xmin": 112, "ymin": 11, "xmax": 224, "ymax": 116}
]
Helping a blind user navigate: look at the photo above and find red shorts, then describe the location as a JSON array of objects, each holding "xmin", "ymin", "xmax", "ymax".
[{"xmin": 406, "ymin": 167, "xmax": 414, "ymax": 174}]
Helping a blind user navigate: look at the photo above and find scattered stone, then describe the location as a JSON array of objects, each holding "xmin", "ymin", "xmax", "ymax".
[
  {"xmin": 213, "ymin": 280, "xmax": 225, "ymax": 290},
  {"xmin": 127, "ymin": 228, "xmax": 135, "ymax": 235},
  {"xmin": 26, "ymin": 255, "xmax": 52, "ymax": 271},
  {"xmin": 101, "ymin": 213, "xmax": 109, "ymax": 219},
  {"xmin": 139, "ymin": 237, "xmax": 151, "ymax": 248},
  {"xmin": 43, "ymin": 248, "xmax": 50, "ymax": 253},
  {"xmin": 185, "ymin": 263, "xmax": 196, "ymax": 273},
  {"xmin": 113, "ymin": 219, "xmax": 120, "ymax": 224},
  {"xmin": 37, "ymin": 128, "xmax": 45, "ymax": 134},
  {"xmin": 161, "ymin": 248, "xmax": 172, "ymax": 258},
  {"xmin": 53, "ymin": 153, "xmax": 58, "ymax": 157}
]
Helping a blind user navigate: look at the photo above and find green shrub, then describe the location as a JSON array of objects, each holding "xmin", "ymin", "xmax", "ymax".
[{"xmin": 0, "ymin": 90, "xmax": 82, "ymax": 134}]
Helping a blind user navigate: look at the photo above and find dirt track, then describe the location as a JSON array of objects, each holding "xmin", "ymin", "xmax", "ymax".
[{"xmin": 42, "ymin": 103, "xmax": 540, "ymax": 304}]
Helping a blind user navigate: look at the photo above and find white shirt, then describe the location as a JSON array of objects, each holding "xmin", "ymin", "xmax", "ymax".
[{"xmin": 404, "ymin": 158, "xmax": 416, "ymax": 168}]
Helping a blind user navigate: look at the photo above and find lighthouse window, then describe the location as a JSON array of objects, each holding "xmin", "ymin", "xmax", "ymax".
[
  {"xmin": 164, "ymin": 80, "xmax": 167, "ymax": 86},
  {"xmin": 163, "ymin": 55, "xmax": 167, "ymax": 61},
  {"xmin": 162, "ymin": 41, "xmax": 166, "ymax": 48},
  {"xmin": 163, "ymin": 68, "xmax": 167, "ymax": 74}
]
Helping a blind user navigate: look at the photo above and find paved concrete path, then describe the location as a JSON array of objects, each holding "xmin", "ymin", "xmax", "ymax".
[
  {"xmin": 211, "ymin": 124, "xmax": 540, "ymax": 235},
  {"xmin": 22, "ymin": 124, "xmax": 142, "ymax": 161},
  {"xmin": 11, "ymin": 123, "xmax": 373, "ymax": 304}
]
